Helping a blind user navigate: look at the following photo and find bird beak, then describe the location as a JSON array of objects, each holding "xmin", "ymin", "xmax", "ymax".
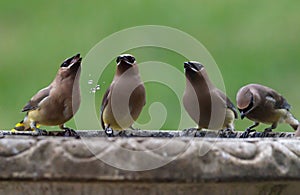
[
  {"xmin": 70, "ymin": 54, "xmax": 81, "ymax": 65},
  {"xmin": 184, "ymin": 62, "xmax": 190, "ymax": 69},
  {"xmin": 183, "ymin": 61, "xmax": 200, "ymax": 72},
  {"xmin": 69, "ymin": 54, "xmax": 82, "ymax": 69},
  {"xmin": 117, "ymin": 56, "xmax": 134, "ymax": 66},
  {"xmin": 240, "ymin": 111, "xmax": 245, "ymax": 119}
]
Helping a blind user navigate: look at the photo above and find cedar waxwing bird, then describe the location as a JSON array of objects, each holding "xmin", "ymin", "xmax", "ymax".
[
  {"xmin": 100, "ymin": 54, "xmax": 146, "ymax": 136},
  {"xmin": 12, "ymin": 54, "xmax": 82, "ymax": 137},
  {"xmin": 183, "ymin": 61, "xmax": 238, "ymax": 132},
  {"xmin": 236, "ymin": 83, "xmax": 299, "ymax": 136}
]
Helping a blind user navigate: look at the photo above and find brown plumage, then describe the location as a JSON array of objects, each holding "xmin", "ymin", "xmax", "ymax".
[
  {"xmin": 100, "ymin": 54, "xmax": 146, "ymax": 136},
  {"xmin": 183, "ymin": 61, "xmax": 238, "ymax": 131},
  {"xmin": 236, "ymin": 83, "xmax": 299, "ymax": 134},
  {"xmin": 12, "ymin": 54, "xmax": 82, "ymax": 136}
]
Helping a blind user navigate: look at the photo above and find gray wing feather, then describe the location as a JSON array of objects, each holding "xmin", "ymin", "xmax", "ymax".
[
  {"xmin": 22, "ymin": 86, "xmax": 52, "ymax": 112},
  {"xmin": 266, "ymin": 90, "xmax": 291, "ymax": 110},
  {"xmin": 216, "ymin": 89, "xmax": 238, "ymax": 119}
]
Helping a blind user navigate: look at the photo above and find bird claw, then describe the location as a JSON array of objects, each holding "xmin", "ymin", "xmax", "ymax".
[
  {"xmin": 63, "ymin": 128, "xmax": 80, "ymax": 139},
  {"xmin": 105, "ymin": 128, "xmax": 114, "ymax": 137},
  {"xmin": 181, "ymin": 128, "xmax": 198, "ymax": 137},
  {"xmin": 118, "ymin": 130, "xmax": 128, "ymax": 137},
  {"xmin": 226, "ymin": 129, "xmax": 237, "ymax": 138},
  {"xmin": 264, "ymin": 128, "xmax": 272, "ymax": 133},
  {"xmin": 219, "ymin": 129, "xmax": 237, "ymax": 138},
  {"xmin": 218, "ymin": 129, "xmax": 225, "ymax": 137},
  {"xmin": 240, "ymin": 128, "xmax": 256, "ymax": 138},
  {"xmin": 261, "ymin": 128, "xmax": 272, "ymax": 137},
  {"xmin": 33, "ymin": 128, "xmax": 48, "ymax": 136}
]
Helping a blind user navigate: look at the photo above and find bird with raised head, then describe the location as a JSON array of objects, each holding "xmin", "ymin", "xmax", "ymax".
[
  {"xmin": 183, "ymin": 61, "xmax": 238, "ymax": 133},
  {"xmin": 12, "ymin": 54, "xmax": 82, "ymax": 137}
]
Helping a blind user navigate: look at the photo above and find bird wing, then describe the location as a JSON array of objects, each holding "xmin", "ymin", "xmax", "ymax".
[
  {"xmin": 22, "ymin": 86, "xmax": 52, "ymax": 112},
  {"xmin": 216, "ymin": 89, "xmax": 238, "ymax": 119},
  {"xmin": 266, "ymin": 90, "xmax": 291, "ymax": 110},
  {"xmin": 100, "ymin": 87, "xmax": 111, "ymax": 129},
  {"xmin": 129, "ymin": 84, "xmax": 146, "ymax": 119}
]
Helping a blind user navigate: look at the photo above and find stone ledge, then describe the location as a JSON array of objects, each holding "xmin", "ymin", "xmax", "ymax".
[
  {"xmin": 0, "ymin": 181, "xmax": 298, "ymax": 195},
  {"xmin": 0, "ymin": 130, "xmax": 299, "ymax": 183},
  {"xmin": 1, "ymin": 129, "xmax": 296, "ymax": 138}
]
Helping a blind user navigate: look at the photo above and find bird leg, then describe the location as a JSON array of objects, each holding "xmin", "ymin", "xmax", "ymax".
[
  {"xmin": 104, "ymin": 125, "xmax": 114, "ymax": 137},
  {"xmin": 59, "ymin": 125, "xmax": 80, "ymax": 138},
  {"xmin": 247, "ymin": 122, "xmax": 260, "ymax": 131},
  {"xmin": 220, "ymin": 125, "xmax": 237, "ymax": 138},
  {"xmin": 262, "ymin": 123, "xmax": 277, "ymax": 137},
  {"xmin": 240, "ymin": 122, "xmax": 259, "ymax": 138},
  {"xmin": 30, "ymin": 122, "xmax": 47, "ymax": 136}
]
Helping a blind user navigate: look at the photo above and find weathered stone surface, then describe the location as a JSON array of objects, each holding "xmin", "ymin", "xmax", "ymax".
[
  {"xmin": 0, "ymin": 131, "xmax": 299, "ymax": 180},
  {"xmin": 0, "ymin": 181, "xmax": 298, "ymax": 195},
  {"xmin": 0, "ymin": 130, "xmax": 299, "ymax": 194},
  {"xmin": 1, "ymin": 129, "xmax": 296, "ymax": 138}
]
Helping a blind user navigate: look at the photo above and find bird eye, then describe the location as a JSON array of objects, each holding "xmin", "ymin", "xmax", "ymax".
[
  {"xmin": 61, "ymin": 57, "xmax": 73, "ymax": 67},
  {"xmin": 128, "ymin": 56, "xmax": 135, "ymax": 63},
  {"xmin": 61, "ymin": 62, "xmax": 69, "ymax": 67},
  {"xmin": 195, "ymin": 63, "xmax": 204, "ymax": 70}
]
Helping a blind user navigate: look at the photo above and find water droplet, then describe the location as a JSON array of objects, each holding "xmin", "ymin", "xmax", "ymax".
[
  {"xmin": 96, "ymin": 85, "xmax": 100, "ymax": 90},
  {"xmin": 88, "ymin": 84, "xmax": 101, "ymax": 94},
  {"xmin": 90, "ymin": 88, "xmax": 96, "ymax": 93}
]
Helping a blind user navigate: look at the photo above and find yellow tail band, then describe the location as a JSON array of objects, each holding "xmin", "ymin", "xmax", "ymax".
[
  {"xmin": 15, "ymin": 122, "xmax": 24, "ymax": 127},
  {"xmin": 11, "ymin": 122, "xmax": 40, "ymax": 131}
]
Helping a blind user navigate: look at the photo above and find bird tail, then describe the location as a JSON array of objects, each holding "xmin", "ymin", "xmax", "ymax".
[
  {"xmin": 290, "ymin": 124, "xmax": 298, "ymax": 131},
  {"xmin": 11, "ymin": 115, "xmax": 37, "ymax": 131},
  {"xmin": 285, "ymin": 112, "xmax": 299, "ymax": 130},
  {"xmin": 11, "ymin": 120, "xmax": 29, "ymax": 131}
]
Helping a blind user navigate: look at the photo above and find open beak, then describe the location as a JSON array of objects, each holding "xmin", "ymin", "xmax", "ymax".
[
  {"xmin": 70, "ymin": 53, "xmax": 81, "ymax": 65},
  {"xmin": 184, "ymin": 62, "xmax": 198, "ymax": 72}
]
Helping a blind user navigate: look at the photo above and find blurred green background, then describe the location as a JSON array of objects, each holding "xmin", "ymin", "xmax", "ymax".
[{"xmin": 1, "ymin": 0, "xmax": 300, "ymax": 132}]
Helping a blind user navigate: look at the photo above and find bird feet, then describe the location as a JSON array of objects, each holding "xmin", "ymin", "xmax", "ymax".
[
  {"xmin": 33, "ymin": 128, "xmax": 48, "ymax": 136},
  {"xmin": 61, "ymin": 128, "xmax": 80, "ymax": 139},
  {"xmin": 219, "ymin": 128, "xmax": 237, "ymax": 138},
  {"xmin": 118, "ymin": 130, "xmax": 129, "ymax": 137},
  {"xmin": 104, "ymin": 129, "xmax": 130, "ymax": 137},
  {"xmin": 105, "ymin": 128, "xmax": 114, "ymax": 137},
  {"xmin": 240, "ymin": 128, "xmax": 256, "ymax": 138},
  {"xmin": 261, "ymin": 128, "xmax": 272, "ymax": 137},
  {"xmin": 181, "ymin": 128, "xmax": 198, "ymax": 137}
]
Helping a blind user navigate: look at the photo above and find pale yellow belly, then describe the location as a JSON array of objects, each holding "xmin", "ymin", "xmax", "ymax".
[
  {"xmin": 27, "ymin": 109, "xmax": 69, "ymax": 126},
  {"xmin": 102, "ymin": 107, "xmax": 134, "ymax": 130}
]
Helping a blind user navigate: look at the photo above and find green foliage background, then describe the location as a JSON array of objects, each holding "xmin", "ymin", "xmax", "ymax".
[{"xmin": 1, "ymin": 0, "xmax": 300, "ymax": 131}]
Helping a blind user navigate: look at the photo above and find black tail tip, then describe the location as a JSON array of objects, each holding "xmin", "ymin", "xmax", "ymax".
[{"xmin": 291, "ymin": 124, "xmax": 298, "ymax": 131}]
